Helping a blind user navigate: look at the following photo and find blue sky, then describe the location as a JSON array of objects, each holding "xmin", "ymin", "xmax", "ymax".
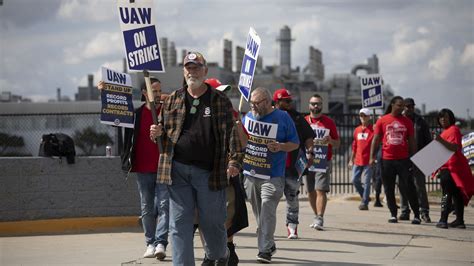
[{"xmin": 1, "ymin": 0, "xmax": 473, "ymax": 118}]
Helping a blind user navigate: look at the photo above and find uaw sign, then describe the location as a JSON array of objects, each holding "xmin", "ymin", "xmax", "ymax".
[
  {"xmin": 238, "ymin": 27, "xmax": 261, "ymax": 101},
  {"xmin": 100, "ymin": 67, "xmax": 134, "ymax": 128},
  {"xmin": 243, "ymin": 117, "xmax": 278, "ymax": 180},
  {"xmin": 360, "ymin": 74, "xmax": 383, "ymax": 109},
  {"xmin": 117, "ymin": 0, "xmax": 165, "ymax": 72}
]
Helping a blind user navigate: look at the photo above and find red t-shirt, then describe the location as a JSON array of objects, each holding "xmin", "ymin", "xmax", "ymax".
[
  {"xmin": 132, "ymin": 106, "xmax": 160, "ymax": 172},
  {"xmin": 374, "ymin": 114, "xmax": 414, "ymax": 160},
  {"xmin": 305, "ymin": 114, "xmax": 339, "ymax": 161},
  {"xmin": 352, "ymin": 124, "xmax": 374, "ymax": 166}
]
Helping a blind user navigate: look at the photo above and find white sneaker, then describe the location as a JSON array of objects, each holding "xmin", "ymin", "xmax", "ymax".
[
  {"xmin": 154, "ymin": 243, "xmax": 166, "ymax": 261},
  {"xmin": 287, "ymin": 223, "xmax": 298, "ymax": 239},
  {"xmin": 314, "ymin": 216, "xmax": 324, "ymax": 231},
  {"xmin": 143, "ymin": 244, "xmax": 155, "ymax": 258}
]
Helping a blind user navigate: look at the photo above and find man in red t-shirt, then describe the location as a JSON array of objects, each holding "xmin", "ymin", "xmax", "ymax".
[
  {"xmin": 370, "ymin": 96, "xmax": 421, "ymax": 224},
  {"xmin": 348, "ymin": 108, "xmax": 374, "ymax": 210},
  {"xmin": 304, "ymin": 94, "xmax": 340, "ymax": 231}
]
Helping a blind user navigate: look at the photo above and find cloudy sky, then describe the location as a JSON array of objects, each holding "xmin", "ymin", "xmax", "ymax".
[{"xmin": 1, "ymin": 0, "xmax": 473, "ymax": 118}]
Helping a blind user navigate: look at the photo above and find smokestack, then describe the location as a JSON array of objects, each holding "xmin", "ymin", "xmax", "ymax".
[
  {"xmin": 57, "ymin": 88, "xmax": 61, "ymax": 102},
  {"xmin": 223, "ymin": 39, "xmax": 233, "ymax": 71},
  {"xmin": 277, "ymin": 25, "xmax": 294, "ymax": 72},
  {"xmin": 168, "ymin": 41, "xmax": 177, "ymax": 67},
  {"xmin": 160, "ymin": 37, "xmax": 168, "ymax": 67}
]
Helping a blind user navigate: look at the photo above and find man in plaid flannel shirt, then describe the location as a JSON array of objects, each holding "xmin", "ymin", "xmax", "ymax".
[{"xmin": 150, "ymin": 51, "xmax": 242, "ymax": 265}]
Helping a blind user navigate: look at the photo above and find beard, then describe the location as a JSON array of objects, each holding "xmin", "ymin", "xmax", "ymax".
[
  {"xmin": 186, "ymin": 76, "xmax": 204, "ymax": 89},
  {"xmin": 252, "ymin": 111, "xmax": 261, "ymax": 120},
  {"xmin": 310, "ymin": 107, "xmax": 322, "ymax": 115}
]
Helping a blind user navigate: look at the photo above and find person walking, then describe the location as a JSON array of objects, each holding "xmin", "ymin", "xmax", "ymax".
[
  {"xmin": 243, "ymin": 87, "xmax": 299, "ymax": 263},
  {"xmin": 348, "ymin": 108, "xmax": 374, "ymax": 211},
  {"xmin": 305, "ymin": 94, "xmax": 340, "ymax": 230},
  {"xmin": 434, "ymin": 108, "xmax": 474, "ymax": 229},
  {"xmin": 98, "ymin": 78, "xmax": 169, "ymax": 260},
  {"xmin": 399, "ymin": 98, "xmax": 432, "ymax": 223},
  {"xmin": 369, "ymin": 96, "xmax": 421, "ymax": 224},
  {"xmin": 150, "ymin": 52, "xmax": 242, "ymax": 265},
  {"xmin": 273, "ymin": 88, "xmax": 315, "ymax": 239}
]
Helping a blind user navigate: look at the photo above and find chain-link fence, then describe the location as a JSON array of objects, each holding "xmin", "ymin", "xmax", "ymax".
[
  {"xmin": 0, "ymin": 112, "xmax": 120, "ymax": 157},
  {"xmin": 0, "ymin": 112, "xmax": 441, "ymax": 193}
]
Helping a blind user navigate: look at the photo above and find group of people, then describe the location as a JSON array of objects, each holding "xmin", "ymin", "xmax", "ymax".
[{"xmin": 100, "ymin": 51, "xmax": 473, "ymax": 265}]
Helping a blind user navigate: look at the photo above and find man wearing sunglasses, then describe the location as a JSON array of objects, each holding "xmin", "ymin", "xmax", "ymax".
[
  {"xmin": 273, "ymin": 88, "xmax": 315, "ymax": 240},
  {"xmin": 150, "ymin": 52, "xmax": 243, "ymax": 265},
  {"xmin": 305, "ymin": 94, "xmax": 340, "ymax": 231}
]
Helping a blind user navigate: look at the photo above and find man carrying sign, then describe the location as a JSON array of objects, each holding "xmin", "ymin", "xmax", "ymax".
[
  {"xmin": 242, "ymin": 87, "xmax": 299, "ymax": 263},
  {"xmin": 305, "ymin": 94, "xmax": 340, "ymax": 231},
  {"xmin": 150, "ymin": 52, "xmax": 242, "ymax": 265}
]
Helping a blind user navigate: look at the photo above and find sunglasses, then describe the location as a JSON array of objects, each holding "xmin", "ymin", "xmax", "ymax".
[
  {"xmin": 190, "ymin": 99, "xmax": 200, "ymax": 114},
  {"xmin": 309, "ymin": 102, "xmax": 322, "ymax": 107},
  {"xmin": 250, "ymin": 99, "xmax": 266, "ymax": 106}
]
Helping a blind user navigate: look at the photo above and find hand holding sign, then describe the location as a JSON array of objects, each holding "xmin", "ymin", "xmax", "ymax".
[{"xmin": 267, "ymin": 141, "xmax": 281, "ymax": 153}]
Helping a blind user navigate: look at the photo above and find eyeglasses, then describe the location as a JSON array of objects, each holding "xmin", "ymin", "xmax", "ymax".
[
  {"xmin": 190, "ymin": 99, "xmax": 200, "ymax": 114},
  {"xmin": 309, "ymin": 102, "xmax": 322, "ymax": 107},
  {"xmin": 250, "ymin": 99, "xmax": 266, "ymax": 106}
]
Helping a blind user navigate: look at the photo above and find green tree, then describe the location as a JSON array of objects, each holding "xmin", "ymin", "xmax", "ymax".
[
  {"xmin": 0, "ymin": 132, "xmax": 25, "ymax": 155},
  {"xmin": 73, "ymin": 127, "xmax": 113, "ymax": 156}
]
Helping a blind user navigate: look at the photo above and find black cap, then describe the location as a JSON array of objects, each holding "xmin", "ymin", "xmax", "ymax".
[{"xmin": 404, "ymin": 98, "xmax": 415, "ymax": 106}]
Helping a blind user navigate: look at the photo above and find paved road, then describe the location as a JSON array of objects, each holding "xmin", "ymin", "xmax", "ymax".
[{"xmin": 1, "ymin": 196, "xmax": 473, "ymax": 265}]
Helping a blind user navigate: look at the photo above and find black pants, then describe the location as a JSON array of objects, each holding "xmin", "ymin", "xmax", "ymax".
[
  {"xmin": 382, "ymin": 159, "xmax": 420, "ymax": 218},
  {"xmin": 439, "ymin": 169, "xmax": 464, "ymax": 222}
]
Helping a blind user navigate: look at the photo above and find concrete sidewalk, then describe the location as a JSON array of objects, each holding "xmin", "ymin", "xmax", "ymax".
[{"xmin": 1, "ymin": 196, "xmax": 473, "ymax": 265}]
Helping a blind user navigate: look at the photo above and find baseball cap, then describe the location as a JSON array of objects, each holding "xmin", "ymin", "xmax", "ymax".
[
  {"xmin": 404, "ymin": 98, "xmax": 415, "ymax": 106},
  {"xmin": 359, "ymin": 108, "xmax": 371, "ymax": 116},
  {"xmin": 205, "ymin": 78, "xmax": 231, "ymax": 92},
  {"xmin": 183, "ymin": 52, "xmax": 206, "ymax": 66},
  {"xmin": 273, "ymin": 88, "xmax": 292, "ymax": 102}
]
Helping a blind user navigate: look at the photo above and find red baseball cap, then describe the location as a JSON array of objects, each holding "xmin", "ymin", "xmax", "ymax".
[
  {"xmin": 205, "ymin": 78, "xmax": 231, "ymax": 92},
  {"xmin": 273, "ymin": 88, "xmax": 292, "ymax": 102}
]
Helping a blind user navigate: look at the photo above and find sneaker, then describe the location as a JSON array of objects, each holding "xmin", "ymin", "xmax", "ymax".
[
  {"xmin": 388, "ymin": 216, "xmax": 398, "ymax": 223},
  {"xmin": 421, "ymin": 213, "xmax": 431, "ymax": 223},
  {"xmin": 358, "ymin": 204, "xmax": 369, "ymax": 210},
  {"xmin": 411, "ymin": 217, "xmax": 421, "ymax": 225},
  {"xmin": 399, "ymin": 212, "xmax": 410, "ymax": 221},
  {"xmin": 287, "ymin": 223, "xmax": 298, "ymax": 239},
  {"xmin": 314, "ymin": 216, "xmax": 324, "ymax": 230},
  {"xmin": 201, "ymin": 255, "xmax": 215, "ymax": 266},
  {"xmin": 373, "ymin": 200, "xmax": 383, "ymax": 207},
  {"xmin": 227, "ymin": 242, "xmax": 239, "ymax": 266},
  {"xmin": 256, "ymin": 252, "xmax": 272, "ymax": 263},
  {"xmin": 154, "ymin": 243, "xmax": 166, "ymax": 261},
  {"xmin": 449, "ymin": 220, "xmax": 466, "ymax": 229},
  {"xmin": 436, "ymin": 221, "xmax": 448, "ymax": 229},
  {"xmin": 143, "ymin": 244, "xmax": 155, "ymax": 258}
]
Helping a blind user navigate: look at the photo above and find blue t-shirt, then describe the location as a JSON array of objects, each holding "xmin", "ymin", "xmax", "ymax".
[{"xmin": 242, "ymin": 109, "xmax": 299, "ymax": 178}]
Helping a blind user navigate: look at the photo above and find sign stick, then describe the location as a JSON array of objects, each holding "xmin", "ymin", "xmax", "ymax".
[
  {"xmin": 238, "ymin": 95, "xmax": 244, "ymax": 113},
  {"xmin": 143, "ymin": 69, "xmax": 163, "ymax": 152}
]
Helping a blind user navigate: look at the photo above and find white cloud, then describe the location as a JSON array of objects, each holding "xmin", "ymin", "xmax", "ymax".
[
  {"xmin": 63, "ymin": 32, "xmax": 122, "ymax": 64},
  {"xmin": 460, "ymin": 43, "xmax": 474, "ymax": 66},
  {"xmin": 387, "ymin": 26, "xmax": 432, "ymax": 66},
  {"xmin": 417, "ymin": 26, "xmax": 429, "ymax": 35},
  {"xmin": 57, "ymin": 0, "xmax": 114, "ymax": 22},
  {"xmin": 428, "ymin": 47, "xmax": 454, "ymax": 80}
]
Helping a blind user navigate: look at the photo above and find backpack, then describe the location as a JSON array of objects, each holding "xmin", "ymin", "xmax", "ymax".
[{"xmin": 39, "ymin": 133, "xmax": 76, "ymax": 164}]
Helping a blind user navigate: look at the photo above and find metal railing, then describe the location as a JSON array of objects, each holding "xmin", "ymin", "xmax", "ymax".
[{"xmin": 0, "ymin": 112, "xmax": 441, "ymax": 193}]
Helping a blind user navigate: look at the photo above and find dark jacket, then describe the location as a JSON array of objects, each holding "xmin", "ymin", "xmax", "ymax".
[
  {"xmin": 121, "ymin": 104, "xmax": 146, "ymax": 172},
  {"xmin": 410, "ymin": 113, "xmax": 432, "ymax": 152},
  {"xmin": 286, "ymin": 108, "xmax": 316, "ymax": 177}
]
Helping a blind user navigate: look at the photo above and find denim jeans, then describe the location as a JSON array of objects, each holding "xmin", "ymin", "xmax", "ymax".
[
  {"xmin": 244, "ymin": 175, "xmax": 284, "ymax": 253},
  {"xmin": 284, "ymin": 173, "xmax": 300, "ymax": 225},
  {"xmin": 136, "ymin": 172, "xmax": 169, "ymax": 247},
  {"xmin": 168, "ymin": 160, "xmax": 227, "ymax": 265},
  {"xmin": 352, "ymin": 165, "xmax": 372, "ymax": 206}
]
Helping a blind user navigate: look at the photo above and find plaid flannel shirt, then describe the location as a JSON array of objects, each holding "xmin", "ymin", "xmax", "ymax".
[{"xmin": 156, "ymin": 86, "xmax": 243, "ymax": 190}]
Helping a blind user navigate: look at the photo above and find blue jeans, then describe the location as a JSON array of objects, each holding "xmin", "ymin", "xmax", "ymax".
[
  {"xmin": 352, "ymin": 165, "xmax": 372, "ymax": 206},
  {"xmin": 169, "ymin": 160, "xmax": 227, "ymax": 265},
  {"xmin": 136, "ymin": 172, "xmax": 169, "ymax": 247},
  {"xmin": 284, "ymin": 174, "xmax": 300, "ymax": 225}
]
